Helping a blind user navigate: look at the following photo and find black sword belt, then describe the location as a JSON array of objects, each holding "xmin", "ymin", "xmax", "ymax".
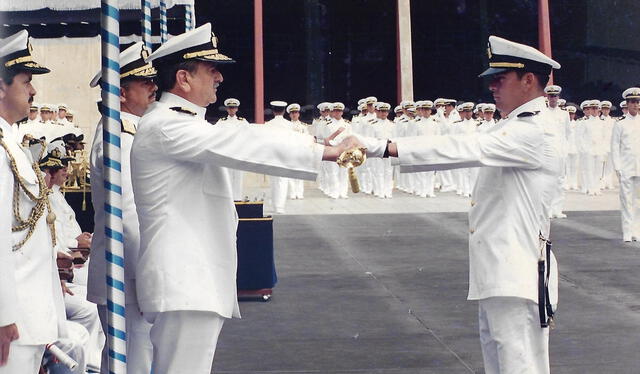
[{"xmin": 538, "ymin": 234, "xmax": 555, "ymax": 328}]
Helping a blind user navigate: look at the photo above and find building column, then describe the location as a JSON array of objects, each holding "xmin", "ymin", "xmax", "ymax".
[
  {"xmin": 396, "ymin": 0, "xmax": 414, "ymax": 102},
  {"xmin": 538, "ymin": 0, "xmax": 553, "ymax": 84},
  {"xmin": 254, "ymin": 0, "xmax": 264, "ymax": 123}
]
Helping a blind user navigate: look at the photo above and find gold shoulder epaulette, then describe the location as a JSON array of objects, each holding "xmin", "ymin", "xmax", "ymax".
[
  {"xmin": 169, "ymin": 107, "xmax": 197, "ymax": 116},
  {"xmin": 121, "ymin": 119, "xmax": 136, "ymax": 135}
]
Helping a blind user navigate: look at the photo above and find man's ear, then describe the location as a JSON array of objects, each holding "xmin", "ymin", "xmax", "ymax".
[
  {"xmin": 175, "ymin": 69, "xmax": 192, "ymax": 93},
  {"xmin": 120, "ymin": 87, "xmax": 127, "ymax": 103},
  {"xmin": 0, "ymin": 79, "xmax": 6, "ymax": 100}
]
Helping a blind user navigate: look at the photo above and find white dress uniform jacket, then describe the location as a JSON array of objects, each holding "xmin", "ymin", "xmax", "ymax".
[
  {"xmin": 49, "ymin": 185, "xmax": 82, "ymax": 250},
  {"xmin": 0, "ymin": 119, "xmax": 65, "ymax": 345},
  {"xmin": 88, "ymin": 111, "xmax": 141, "ymax": 305},
  {"xmin": 394, "ymin": 97, "xmax": 559, "ymax": 304},
  {"xmin": 131, "ymin": 93, "xmax": 323, "ymax": 318},
  {"xmin": 611, "ymin": 114, "xmax": 640, "ymax": 177}
]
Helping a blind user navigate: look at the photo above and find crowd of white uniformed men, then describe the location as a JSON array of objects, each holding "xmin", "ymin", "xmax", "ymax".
[
  {"xmin": 221, "ymin": 89, "xmax": 627, "ymax": 220},
  {"xmin": 14, "ymin": 103, "xmax": 84, "ymax": 143}
]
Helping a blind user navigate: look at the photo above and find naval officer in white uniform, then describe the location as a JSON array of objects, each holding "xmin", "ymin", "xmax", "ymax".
[
  {"xmin": 87, "ymin": 42, "xmax": 158, "ymax": 374},
  {"xmin": 0, "ymin": 29, "xmax": 67, "ymax": 374},
  {"xmin": 611, "ymin": 87, "xmax": 640, "ymax": 242},
  {"xmin": 361, "ymin": 35, "xmax": 561, "ymax": 374},
  {"xmin": 131, "ymin": 23, "xmax": 360, "ymax": 373},
  {"xmin": 216, "ymin": 98, "xmax": 250, "ymax": 201}
]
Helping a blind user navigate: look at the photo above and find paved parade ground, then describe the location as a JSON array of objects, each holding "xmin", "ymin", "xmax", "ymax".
[{"xmin": 213, "ymin": 188, "xmax": 640, "ymax": 373}]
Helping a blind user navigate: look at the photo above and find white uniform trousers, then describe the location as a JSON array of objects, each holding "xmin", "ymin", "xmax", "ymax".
[
  {"xmin": 618, "ymin": 175, "xmax": 640, "ymax": 241},
  {"xmin": 424, "ymin": 171, "xmax": 435, "ymax": 197},
  {"xmin": 98, "ymin": 302, "xmax": 153, "ymax": 374},
  {"xmin": 229, "ymin": 169, "xmax": 244, "ymax": 201},
  {"xmin": 323, "ymin": 162, "xmax": 340, "ymax": 198},
  {"xmin": 65, "ymin": 284, "xmax": 102, "ymax": 370},
  {"xmin": 359, "ymin": 162, "xmax": 373, "ymax": 194},
  {"xmin": 271, "ymin": 176, "xmax": 289, "ymax": 213},
  {"xmin": 478, "ymin": 297, "xmax": 550, "ymax": 374},
  {"xmin": 0, "ymin": 344, "xmax": 45, "ymax": 374},
  {"xmin": 565, "ymin": 153, "xmax": 578, "ymax": 189},
  {"xmin": 591, "ymin": 155, "xmax": 604, "ymax": 194},
  {"xmin": 602, "ymin": 153, "xmax": 615, "ymax": 189},
  {"xmin": 579, "ymin": 153, "xmax": 594, "ymax": 193},
  {"xmin": 467, "ymin": 168, "xmax": 479, "ymax": 196},
  {"xmin": 337, "ymin": 166, "xmax": 349, "ymax": 198},
  {"xmin": 414, "ymin": 171, "xmax": 427, "ymax": 197},
  {"xmin": 550, "ymin": 157, "xmax": 566, "ymax": 216},
  {"xmin": 439, "ymin": 169, "xmax": 456, "ymax": 192},
  {"xmin": 370, "ymin": 158, "xmax": 383, "ymax": 197},
  {"xmin": 288, "ymin": 178, "xmax": 304, "ymax": 199},
  {"xmin": 383, "ymin": 159, "xmax": 394, "ymax": 198},
  {"xmin": 147, "ymin": 311, "xmax": 225, "ymax": 374}
]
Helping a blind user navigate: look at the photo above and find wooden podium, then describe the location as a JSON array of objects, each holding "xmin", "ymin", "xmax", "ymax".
[{"xmin": 235, "ymin": 201, "xmax": 276, "ymax": 301}]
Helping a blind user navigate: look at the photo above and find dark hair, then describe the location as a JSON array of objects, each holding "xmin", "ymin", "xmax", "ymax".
[
  {"xmin": 155, "ymin": 60, "xmax": 201, "ymax": 96},
  {"xmin": 0, "ymin": 69, "xmax": 18, "ymax": 86},
  {"xmin": 273, "ymin": 108, "xmax": 285, "ymax": 115},
  {"xmin": 515, "ymin": 70, "xmax": 550, "ymax": 89}
]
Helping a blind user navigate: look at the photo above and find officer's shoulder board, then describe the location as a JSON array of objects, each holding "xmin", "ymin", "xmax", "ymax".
[
  {"xmin": 517, "ymin": 111, "xmax": 540, "ymax": 118},
  {"xmin": 367, "ymin": 118, "xmax": 376, "ymax": 123},
  {"xmin": 169, "ymin": 107, "xmax": 197, "ymax": 116},
  {"xmin": 0, "ymin": 127, "xmax": 3, "ymax": 139},
  {"xmin": 237, "ymin": 116, "xmax": 246, "ymax": 121},
  {"xmin": 616, "ymin": 115, "xmax": 626, "ymax": 122},
  {"xmin": 16, "ymin": 117, "xmax": 28, "ymax": 125},
  {"xmin": 344, "ymin": 119, "xmax": 351, "ymax": 124},
  {"xmin": 121, "ymin": 118, "xmax": 136, "ymax": 135},
  {"xmin": 218, "ymin": 116, "xmax": 228, "ymax": 121},
  {"xmin": 453, "ymin": 119, "xmax": 463, "ymax": 123}
]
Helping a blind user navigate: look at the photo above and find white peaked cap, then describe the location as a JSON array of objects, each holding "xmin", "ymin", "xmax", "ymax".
[
  {"xmin": 480, "ymin": 35, "xmax": 560, "ymax": 77},
  {"xmin": 224, "ymin": 98, "xmax": 240, "ymax": 107},
  {"xmin": 147, "ymin": 23, "xmax": 234, "ymax": 65},
  {"xmin": 286, "ymin": 103, "xmax": 300, "ymax": 113},
  {"xmin": 90, "ymin": 41, "xmax": 156, "ymax": 87}
]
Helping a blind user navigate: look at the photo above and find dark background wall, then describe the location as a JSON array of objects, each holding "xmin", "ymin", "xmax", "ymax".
[{"xmin": 3, "ymin": 0, "xmax": 640, "ymax": 122}]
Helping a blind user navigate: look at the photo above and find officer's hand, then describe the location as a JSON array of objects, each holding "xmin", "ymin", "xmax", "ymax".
[
  {"xmin": 335, "ymin": 135, "xmax": 364, "ymax": 153},
  {"xmin": 76, "ymin": 233, "xmax": 92, "ymax": 249},
  {"xmin": 322, "ymin": 135, "xmax": 365, "ymax": 162},
  {"xmin": 60, "ymin": 280, "xmax": 74, "ymax": 296},
  {"xmin": 0, "ymin": 323, "xmax": 19, "ymax": 366},
  {"xmin": 324, "ymin": 127, "xmax": 345, "ymax": 146}
]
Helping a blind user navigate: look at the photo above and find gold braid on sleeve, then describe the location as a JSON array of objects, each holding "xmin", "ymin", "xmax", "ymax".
[{"xmin": 0, "ymin": 138, "xmax": 56, "ymax": 250}]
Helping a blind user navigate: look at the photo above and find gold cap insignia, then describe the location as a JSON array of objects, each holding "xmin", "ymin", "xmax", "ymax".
[{"xmin": 140, "ymin": 47, "xmax": 150, "ymax": 60}]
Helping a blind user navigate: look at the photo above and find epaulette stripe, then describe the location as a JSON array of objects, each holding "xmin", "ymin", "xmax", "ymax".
[{"xmin": 169, "ymin": 107, "xmax": 197, "ymax": 116}]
